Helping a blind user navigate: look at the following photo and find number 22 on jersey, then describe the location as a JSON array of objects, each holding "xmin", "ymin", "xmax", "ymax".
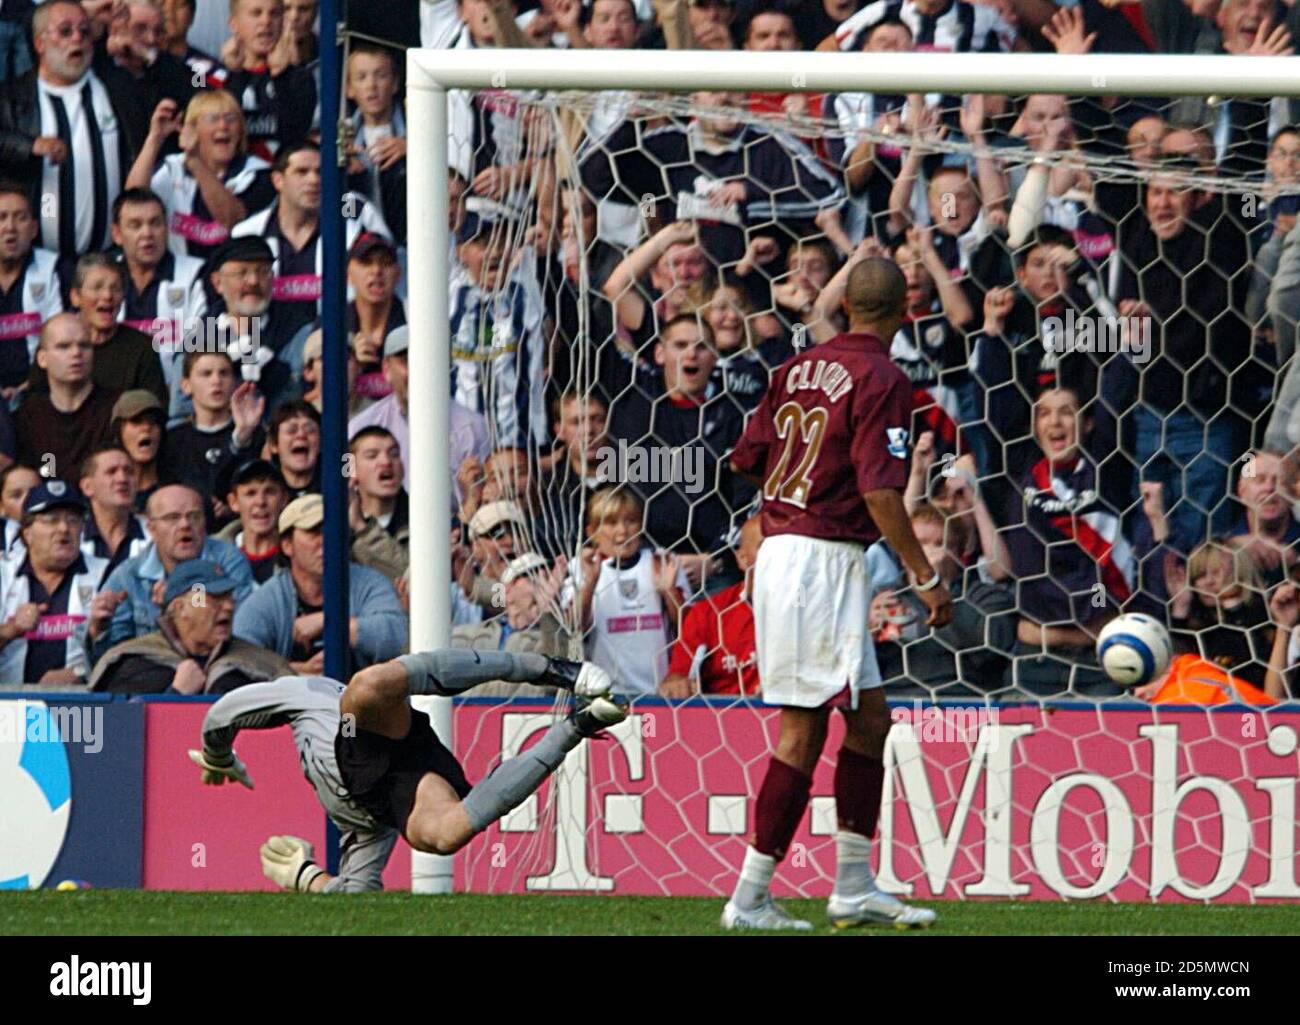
[{"xmin": 763, "ymin": 401, "xmax": 828, "ymax": 509}]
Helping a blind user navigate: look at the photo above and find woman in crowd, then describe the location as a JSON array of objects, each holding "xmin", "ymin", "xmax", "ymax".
[
  {"xmin": 1166, "ymin": 539, "xmax": 1275, "ymax": 692},
  {"xmin": 126, "ymin": 91, "xmax": 276, "ymax": 261}
]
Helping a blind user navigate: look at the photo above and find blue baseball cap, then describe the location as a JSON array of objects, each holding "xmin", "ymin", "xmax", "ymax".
[
  {"xmin": 22, "ymin": 479, "xmax": 85, "ymax": 517},
  {"xmin": 163, "ymin": 559, "xmax": 239, "ymax": 606}
]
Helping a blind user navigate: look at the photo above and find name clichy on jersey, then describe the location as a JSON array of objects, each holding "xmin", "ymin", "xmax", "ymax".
[{"xmin": 784, "ymin": 359, "xmax": 853, "ymax": 403}]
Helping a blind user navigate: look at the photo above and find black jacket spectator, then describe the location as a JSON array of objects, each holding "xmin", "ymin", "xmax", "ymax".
[
  {"xmin": 15, "ymin": 383, "xmax": 117, "ymax": 475},
  {"xmin": 596, "ymin": 345, "xmax": 749, "ymax": 554},
  {"xmin": 0, "ymin": 65, "xmax": 145, "ymax": 247},
  {"xmin": 27, "ymin": 323, "xmax": 166, "ymax": 406},
  {"xmin": 217, "ymin": 64, "xmax": 317, "ymax": 161},
  {"xmin": 1114, "ymin": 182, "xmax": 1255, "ymax": 421}
]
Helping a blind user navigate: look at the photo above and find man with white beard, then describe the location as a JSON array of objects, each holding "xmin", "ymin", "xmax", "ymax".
[
  {"xmin": 202, "ymin": 235, "xmax": 305, "ymax": 407},
  {"xmin": 0, "ymin": 1, "xmax": 147, "ymax": 255}
]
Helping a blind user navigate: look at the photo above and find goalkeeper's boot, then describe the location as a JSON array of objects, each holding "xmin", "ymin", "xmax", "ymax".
[
  {"xmin": 570, "ymin": 693, "xmax": 630, "ymax": 738},
  {"xmin": 540, "ymin": 657, "xmax": 614, "ymax": 699},
  {"xmin": 721, "ymin": 897, "xmax": 813, "ymax": 932},
  {"xmin": 827, "ymin": 888, "xmax": 937, "ymax": 930}
]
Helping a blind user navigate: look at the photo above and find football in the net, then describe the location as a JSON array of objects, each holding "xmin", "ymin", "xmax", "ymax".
[{"xmin": 1096, "ymin": 614, "xmax": 1173, "ymax": 688}]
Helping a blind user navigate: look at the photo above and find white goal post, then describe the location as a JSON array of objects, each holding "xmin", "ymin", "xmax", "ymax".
[{"xmin": 402, "ymin": 47, "xmax": 1300, "ymax": 895}]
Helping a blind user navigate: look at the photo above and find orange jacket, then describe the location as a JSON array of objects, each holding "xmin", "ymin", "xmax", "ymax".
[{"xmin": 1149, "ymin": 654, "xmax": 1277, "ymax": 706}]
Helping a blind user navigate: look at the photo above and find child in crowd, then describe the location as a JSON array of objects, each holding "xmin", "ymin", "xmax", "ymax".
[
  {"xmin": 345, "ymin": 45, "xmax": 407, "ymax": 247},
  {"xmin": 567, "ymin": 486, "xmax": 686, "ymax": 697},
  {"xmin": 215, "ymin": 457, "xmax": 289, "ymax": 584},
  {"xmin": 160, "ymin": 351, "xmax": 266, "ymax": 522}
]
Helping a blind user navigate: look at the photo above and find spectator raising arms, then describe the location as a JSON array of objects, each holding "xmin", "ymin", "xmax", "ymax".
[
  {"xmin": 126, "ymin": 91, "xmax": 275, "ymax": 261},
  {"xmin": 569, "ymin": 486, "xmax": 686, "ymax": 698},
  {"xmin": 216, "ymin": 0, "xmax": 317, "ymax": 161},
  {"xmin": 160, "ymin": 355, "xmax": 265, "ymax": 521}
]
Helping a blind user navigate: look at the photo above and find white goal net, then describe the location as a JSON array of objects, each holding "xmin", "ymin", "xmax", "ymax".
[{"xmin": 400, "ymin": 47, "xmax": 1300, "ymax": 903}]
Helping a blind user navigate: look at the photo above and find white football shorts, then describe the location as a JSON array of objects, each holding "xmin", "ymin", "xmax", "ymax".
[{"xmin": 751, "ymin": 532, "xmax": 882, "ymax": 708}]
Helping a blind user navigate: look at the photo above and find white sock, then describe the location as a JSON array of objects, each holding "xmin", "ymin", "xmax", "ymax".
[
  {"xmin": 834, "ymin": 830, "xmax": 876, "ymax": 896},
  {"xmin": 732, "ymin": 847, "xmax": 776, "ymax": 911}
]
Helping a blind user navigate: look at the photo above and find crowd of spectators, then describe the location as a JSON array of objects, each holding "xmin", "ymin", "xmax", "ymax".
[
  {"xmin": 0, "ymin": 0, "xmax": 1298, "ymax": 706},
  {"xmin": 0, "ymin": 0, "xmax": 417, "ymax": 690}
]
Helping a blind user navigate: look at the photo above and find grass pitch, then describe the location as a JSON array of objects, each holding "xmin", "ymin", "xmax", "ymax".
[{"xmin": 2, "ymin": 891, "xmax": 1297, "ymax": 935}]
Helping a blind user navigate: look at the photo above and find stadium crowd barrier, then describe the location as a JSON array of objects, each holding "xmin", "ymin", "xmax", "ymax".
[{"xmin": 3, "ymin": 693, "xmax": 1298, "ymax": 902}]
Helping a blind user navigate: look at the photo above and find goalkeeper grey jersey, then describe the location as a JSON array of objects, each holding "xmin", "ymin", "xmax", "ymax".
[{"xmin": 199, "ymin": 675, "xmax": 399, "ymax": 893}]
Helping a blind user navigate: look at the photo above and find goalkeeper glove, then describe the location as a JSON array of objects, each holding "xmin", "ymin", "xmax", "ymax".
[
  {"xmin": 260, "ymin": 835, "xmax": 325, "ymax": 892},
  {"xmin": 188, "ymin": 748, "xmax": 255, "ymax": 789}
]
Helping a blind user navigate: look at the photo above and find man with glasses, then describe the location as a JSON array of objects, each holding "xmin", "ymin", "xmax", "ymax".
[
  {"xmin": 93, "ymin": 481, "xmax": 253, "ymax": 656},
  {"xmin": 0, "ymin": 479, "xmax": 106, "ymax": 683},
  {"xmin": 0, "ymin": 0, "xmax": 147, "ymax": 256},
  {"xmin": 458, "ymin": 498, "xmax": 528, "ymax": 614}
]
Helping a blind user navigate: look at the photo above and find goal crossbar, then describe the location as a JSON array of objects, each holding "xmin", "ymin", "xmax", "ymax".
[{"xmin": 408, "ymin": 48, "xmax": 1300, "ymax": 98}]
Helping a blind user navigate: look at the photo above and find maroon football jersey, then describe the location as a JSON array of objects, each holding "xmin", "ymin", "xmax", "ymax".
[{"xmin": 731, "ymin": 332, "xmax": 911, "ymax": 545}]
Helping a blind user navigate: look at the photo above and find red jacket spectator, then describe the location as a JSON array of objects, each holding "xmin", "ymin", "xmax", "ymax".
[{"xmin": 666, "ymin": 579, "xmax": 758, "ymax": 696}]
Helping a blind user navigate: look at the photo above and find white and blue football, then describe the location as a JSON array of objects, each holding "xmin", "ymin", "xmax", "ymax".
[{"xmin": 1097, "ymin": 613, "xmax": 1173, "ymax": 688}]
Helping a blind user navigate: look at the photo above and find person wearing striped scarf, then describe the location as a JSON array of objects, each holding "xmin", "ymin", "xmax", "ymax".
[{"xmin": 1001, "ymin": 383, "xmax": 1134, "ymax": 695}]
